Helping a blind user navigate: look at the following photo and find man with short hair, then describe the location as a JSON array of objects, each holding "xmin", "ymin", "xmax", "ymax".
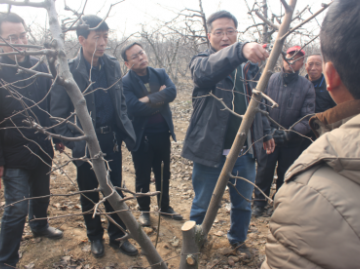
[
  {"xmin": 262, "ymin": 1, "xmax": 360, "ymax": 267},
  {"xmin": 252, "ymin": 46, "xmax": 315, "ymax": 217},
  {"xmin": 51, "ymin": 15, "xmax": 138, "ymax": 258},
  {"xmin": 305, "ymin": 54, "xmax": 336, "ymax": 113},
  {"xmin": 182, "ymin": 10, "xmax": 272, "ymax": 255},
  {"xmin": 0, "ymin": 13, "xmax": 63, "ymax": 268},
  {"xmin": 121, "ymin": 42, "xmax": 182, "ymax": 226},
  {"xmin": 299, "ymin": 53, "xmax": 336, "ymax": 151}
]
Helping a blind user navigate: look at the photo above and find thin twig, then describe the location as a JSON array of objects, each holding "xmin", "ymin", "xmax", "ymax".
[{"xmin": 155, "ymin": 162, "xmax": 164, "ymax": 248}]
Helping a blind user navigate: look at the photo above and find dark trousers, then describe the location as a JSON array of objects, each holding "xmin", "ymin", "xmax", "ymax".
[
  {"xmin": 0, "ymin": 162, "xmax": 50, "ymax": 268},
  {"xmin": 254, "ymin": 143, "xmax": 302, "ymax": 208},
  {"xmin": 76, "ymin": 132, "xmax": 126, "ymax": 242},
  {"xmin": 131, "ymin": 132, "xmax": 170, "ymax": 211}
]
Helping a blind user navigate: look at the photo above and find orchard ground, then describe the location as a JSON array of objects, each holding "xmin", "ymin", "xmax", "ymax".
[{"xmin": 0, "ymin": 79, "xmax": 274, "ymax": 269}]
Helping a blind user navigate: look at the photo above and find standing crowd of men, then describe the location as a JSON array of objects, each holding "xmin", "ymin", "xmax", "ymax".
[{"xmin": 0, "ymin": 0, "xmax": 360, "ymax": 267}]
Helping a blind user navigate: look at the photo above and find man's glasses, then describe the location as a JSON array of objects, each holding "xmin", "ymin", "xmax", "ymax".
[
  {"xmin": 130, "ymin": 50, "xmax": 145, "ymax": 60},
  {"xmin": 2, "ymin": 33, "xmax": 28, "ymax": 43},
  {"xmin": 211, "ymin": 29, "xmax": 237, "ymax": 37}
]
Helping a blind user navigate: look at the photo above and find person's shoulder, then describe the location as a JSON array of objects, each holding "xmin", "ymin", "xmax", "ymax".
[
  {"xmin": 29, "ymin": 56, "xmax": 47, "ymax": 72},
  {"xmin": 298, "ymin": 74, "xmax": 313, "ymax": 86},
  {"xmin": 104, "ymin": 53, "xmax": 119, "ymax": 66},
  {"xmin": 122, "ymin": 71, "xmax": 130, "ymax": 81},
  {"xmin": 121, "ymin": 70, "xmax": 133, "ymax": 87},
  {"xmin": 68, "ymin": 56, "xmax": 78, "ymax": 71},
  {"xmin": 190, "ymin": 49, "xmax": 211, "ymax": 64},
  {"xmin": 268, "ymin": 71, "xmax": 281, "ymax": 82},
  {"xmin": 29, "ymin": 56, "xmax": 40, "ymax": 66},
  {"xmin": 150, "ymin": 67, "xmax": 168, "ymax": 77}
]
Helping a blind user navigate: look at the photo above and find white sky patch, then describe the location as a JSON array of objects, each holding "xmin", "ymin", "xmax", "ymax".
[{"xmin": 0, "ymin": 0, "xmax": 330, "ymax": 43}]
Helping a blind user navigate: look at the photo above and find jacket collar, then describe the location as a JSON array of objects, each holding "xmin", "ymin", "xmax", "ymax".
[
  {"xmin": 72, "ymin": 48, "xmax": 116, "ymax": 86},
  {"xmin": 282, "ymin": 68, "xmax": 299, "ymax": 84},
  {"xmin": 73, "ymin": 48, "xmax": 114, "ymax": 76},
  {"xmin": 128, "ymin": 67, "xmax": 154, "ymax": 95},
  {"xmin": 309, "ymin": 99, "xmax": 360, "ymax": 138},
  {"xmin": 305, "ymin": 73, "xmax": 325, "ymax": 88}
]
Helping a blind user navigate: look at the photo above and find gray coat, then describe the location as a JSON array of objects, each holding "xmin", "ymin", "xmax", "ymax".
[
  {"xmin": 50, "ymin": 49, "xmax": 136, "ymax": 166},
  {"xmin": 181, "ymin": 43, "xmax": 271, "ymax": 168}
]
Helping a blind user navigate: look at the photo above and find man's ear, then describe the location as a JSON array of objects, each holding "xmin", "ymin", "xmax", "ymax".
[
  {"xmin": 124, "ymin": 61, "xmax": 130, "ymax": 70},
  {"xmin": 78, "ymin": 35, "xmax": 86, "ymax": 46},
  {"xmin": 324, "ymin": 61, "xmax": 341, "ymax": 92},
  {"xmin": 324, "ymin": 61, "xmax": 354, "ymax": 104},
  {"xmin": 207, "ymin": 33, "xmax": 211, "ymax": 41}
]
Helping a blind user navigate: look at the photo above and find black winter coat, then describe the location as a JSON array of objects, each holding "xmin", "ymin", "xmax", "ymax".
[
  {"xmin": 122, "ymin": 67, "xmax": 176, "ymax": 152},
  {"xmin": 0, "ymin": 56, "xmax": 55, "ymax": 169},
  {"xmin": 182, "ymin": 43, "xmax": 271, "ymax": 167},
  {"xmin": 50, "ymin": 49, "xmax": 136, "ymax": 166},
  {"xmin": 264, "ymin": 70, "xmax": 315, "ymax": 142}
]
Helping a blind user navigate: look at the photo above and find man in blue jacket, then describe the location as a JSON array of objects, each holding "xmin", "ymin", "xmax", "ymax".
[
  {"xmin": 181, "ymin": 11, "xmax": 272, "ymax": 256},
  {"xmin": 122, "ymin": 43, "xmax": 182, "ymax": 226}
]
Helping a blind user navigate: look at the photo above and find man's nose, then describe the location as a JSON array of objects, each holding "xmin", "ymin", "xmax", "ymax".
[
  {"xmin": 222, "ymin": 34, "xmax": 229, "ymax": 41},
  {"xmin": 16, "ymin": 38, "xmax": 24, "ymax": 45},
  {"xmin": 98, "ymin": 37, "xmax": 106, "ymax": 45}
]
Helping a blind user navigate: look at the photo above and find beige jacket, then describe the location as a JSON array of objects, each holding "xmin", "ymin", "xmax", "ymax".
[{"xmin": 262, "ymin": 100, "xmax": 360, "ymax": 268}]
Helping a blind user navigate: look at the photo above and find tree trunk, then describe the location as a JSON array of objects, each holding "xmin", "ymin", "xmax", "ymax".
[
  {"xmin": 179, "ymin": 0, "xmax": 297, "ymax": 268},
  {"xmin": 45, "ymin": 1, "xmax": 166, "ymax": 268},
  {"xmin": 179, "ymin": 221, "xmax": 202, "ymax": 269}
]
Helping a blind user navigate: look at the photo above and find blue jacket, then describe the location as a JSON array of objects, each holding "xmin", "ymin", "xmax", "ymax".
[{"xmin": 123, "ymin": 67, "xmax": 176, "ymax": 152}]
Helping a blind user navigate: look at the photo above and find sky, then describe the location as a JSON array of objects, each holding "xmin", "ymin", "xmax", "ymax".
[{"xmin": 0, "ymin": 0, "xmax": 331, "ymax": 42}]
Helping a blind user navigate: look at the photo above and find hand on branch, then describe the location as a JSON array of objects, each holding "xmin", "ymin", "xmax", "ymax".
[
  {"xmin": 55, "ymin": 142, "xmax": 65, "ymax": 153},
  {"xmin": 263, "ymin": 138, "xmax": 275, "ymax": 154},
  {"xmin": 242, "ymin": 43, "xmax": 269, "ymax": 64},
  {"xmin": 139, "ymin": 96, "xmax": 150, "ymax": 103}
]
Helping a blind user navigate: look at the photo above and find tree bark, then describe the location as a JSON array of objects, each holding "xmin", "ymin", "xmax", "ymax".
[
  {"xmin": 179, "ymin": 221, "xmax": 202, "ymax": 269},
  {"xmin": 45, "ymin": 0, "xmax": 166, "ymax": 268}
]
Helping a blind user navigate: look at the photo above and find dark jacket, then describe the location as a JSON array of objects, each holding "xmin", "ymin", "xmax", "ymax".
[
  {"xmin": 0, "ymin": 56, "xmax": 55, "ymax": 170},
  {"xmin": 50, "ymin": 49, "xmax": 136, "ymax": 166},
  {"xmin": 305, "ymin": 73, "xmax": 336, "ymax": 113},
  {"xmin": 122, "ymin": 67, "xmax": 176, "ymax": 152},
  {"xmin": 263, "ymin": 70, "xmax": 315, "ymax": 142},
  {"xmin": 181, "ymin": 43, "xmax": 271, "ymax": 168}
]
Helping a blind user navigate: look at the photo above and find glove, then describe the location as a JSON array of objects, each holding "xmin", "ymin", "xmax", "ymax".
[{"xmin": 272, "ymin": 129, "xmax": 289, "ymax": 146}]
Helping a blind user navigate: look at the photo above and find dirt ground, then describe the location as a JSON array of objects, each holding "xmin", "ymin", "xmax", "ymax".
[{"xmin": 0, "ymin": 80, "xmax": 273, "ymax": 269}]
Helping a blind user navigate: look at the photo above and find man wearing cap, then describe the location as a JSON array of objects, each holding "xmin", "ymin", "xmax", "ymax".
[{"xmin": 252, "ymin": 46, "xmax": 315, "ymax": 217}]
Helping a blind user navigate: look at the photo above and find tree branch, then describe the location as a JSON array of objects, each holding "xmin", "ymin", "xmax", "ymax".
[
  {"xmin": 254, "ymin": 10, "xmax": 279, "ymax": 30},
  {"xmin": 281, "ymin": 1, "xmax": 332, "ymax": 40}
]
